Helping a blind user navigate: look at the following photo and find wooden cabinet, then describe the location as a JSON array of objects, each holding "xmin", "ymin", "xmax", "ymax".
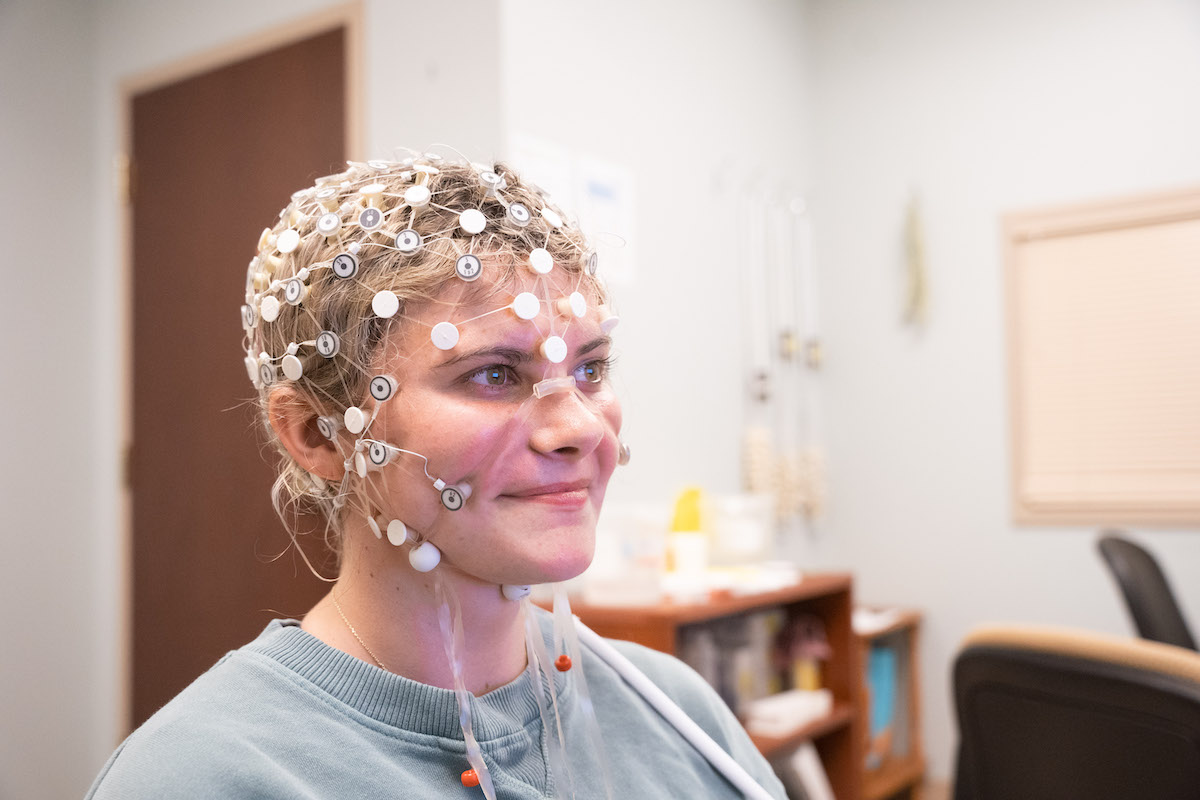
[
  {"xmin": 565, "ymin": 573, "xmax": 864, "ymax": 799},
  {"xmin": 857, "ymin": 609, "xmax": 925, "ymax": 800}
]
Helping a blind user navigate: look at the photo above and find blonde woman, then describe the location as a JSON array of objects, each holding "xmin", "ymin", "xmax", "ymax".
[{"xmin": 88, "ymin": 152, "xmax": 785, "ymax": 800}]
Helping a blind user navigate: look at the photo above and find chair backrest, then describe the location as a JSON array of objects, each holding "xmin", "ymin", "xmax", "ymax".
[
  {"xmin": 1098, "ymin": 531, "xmax": 1197, "ymax": 650},
  {"xmin": 953, "ymin": 625, "xmax": 1200, "ymax": 800}
]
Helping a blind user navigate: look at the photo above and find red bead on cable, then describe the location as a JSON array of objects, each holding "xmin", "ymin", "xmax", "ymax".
[
  {"xmin": 461, "ymin": 768, "xmax": 480, "ymax": 787},
  {"xmin": 555, "ymin": 654, "xmax": 572, "ymax": 671}
]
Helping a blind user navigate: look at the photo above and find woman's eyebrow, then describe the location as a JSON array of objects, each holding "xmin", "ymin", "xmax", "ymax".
[
  {"xmin": 577, "ymin": 336, "xmax": 612, "ymax": 357},
  {"xmin": 438, "ymin": 336, "xmax": 611, "ymax": 369},
  {"xmin": 438, "ymin": 346, "xmax": 531, "ymax": 369}
]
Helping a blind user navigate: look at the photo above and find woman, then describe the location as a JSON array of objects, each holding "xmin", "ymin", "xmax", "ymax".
[{"xmin": 88, "ymin": 152, "xmax": 786, "ymax": 799}]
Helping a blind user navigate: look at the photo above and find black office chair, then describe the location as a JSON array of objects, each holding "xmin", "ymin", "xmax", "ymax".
[
  {"xmin": 1097, "ymin": 531, "xmax": 1197, "ymax": 651},
  {"xmin": 953, "ymin": 624, "xmax": 1200, "ymax": 800}
]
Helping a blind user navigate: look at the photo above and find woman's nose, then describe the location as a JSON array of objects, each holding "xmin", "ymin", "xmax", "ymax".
[{"xmin": 528, "ymin": 389, "xmax": 607, "ymax": 458}]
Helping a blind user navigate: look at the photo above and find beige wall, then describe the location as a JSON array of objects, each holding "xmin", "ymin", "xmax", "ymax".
[{"xmin": 1, "ymin": 2, "xmax": 100, "ymax": 797}]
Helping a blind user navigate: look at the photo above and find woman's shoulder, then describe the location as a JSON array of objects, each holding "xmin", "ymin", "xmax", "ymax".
[
  {"xmin": 580, "ymin": 635, "xmax": 788, "ymax": 800},
  {"xmin": 586, "ymin": 636, "xmax": 741, "ymax": 745},
  {"xmin": 602, "ymin": 638, "xmax": 713, "ymax": 701},
  {"xmin": 85, "ymin": 622, "xmax": 328, "ymax": 799}
]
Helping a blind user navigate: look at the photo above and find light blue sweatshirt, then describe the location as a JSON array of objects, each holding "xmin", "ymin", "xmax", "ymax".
[{"xmin": 87, "ymin": 612, "xmax": 787, "ymax": 799}]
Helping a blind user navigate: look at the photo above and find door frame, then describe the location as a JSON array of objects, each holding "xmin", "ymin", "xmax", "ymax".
[{"xmin": 116, "ymin": 1, "xmax": 363, "ymax": 737}]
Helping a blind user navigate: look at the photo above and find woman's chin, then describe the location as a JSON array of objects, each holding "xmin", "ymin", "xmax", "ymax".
[{"xmin": 498, "ymin": 544, "xmax": 595, "ymax": 589}]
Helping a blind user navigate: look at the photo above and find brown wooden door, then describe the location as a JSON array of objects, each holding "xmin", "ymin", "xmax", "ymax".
[{"xmin": 130, "ymin": 28, "xmax": 345, "ymax": 729}]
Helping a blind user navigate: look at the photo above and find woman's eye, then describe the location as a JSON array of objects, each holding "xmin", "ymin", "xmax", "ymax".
[
  {"xmin": 468, "ymin": 365, "xmax": 516, "ymax": 387},
  {"xmin": 575, "ymin": 358, "xmax": 610, "ymax": 385}
]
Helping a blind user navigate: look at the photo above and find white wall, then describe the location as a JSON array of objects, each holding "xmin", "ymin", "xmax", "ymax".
[
  {"xmin": 500, "ymin": 0, "xmax": 812, "ymax": 508},
  {"xmin": 0, "ymin": 2, "xmax": 99, "ymax": 797},
  {"xmin": 807, "ymin": 0, "xmax": 1200, "ymax": 780}
]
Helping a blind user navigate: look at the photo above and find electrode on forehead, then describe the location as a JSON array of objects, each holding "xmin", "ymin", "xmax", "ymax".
[
  {"xmin": 430, "ymin": 321, "xmax": 460, "ymax": 350},
  {"xmin": 528, "ymin": 247, "xmax": 554, "ymax": 275},
  {"xmin": 366, "ymin": 515, "xmax": 382, "ymax": 539},
  {"xmin": 598, "ymin": 305, "xmax": 620, "ymax": 333},
  {"xmin": 540, "ymin": 336, "xmax": 568, "ymax": 364},
  {"xmin": 533, "ymin": 376, "xmax": 575, "ymax": 398},
  {"xmin": 511, "ymin": 292, "xmax": 541, "ymax": 320},
  {"xmin": 555, "ymin": 292, "xmax": 587, "ymax": 318}
]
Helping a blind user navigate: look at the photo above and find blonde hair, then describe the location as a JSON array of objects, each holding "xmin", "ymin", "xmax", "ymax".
[{"xmin": 242, "ymin": 155, "xmax": 605, "ymax": 559}]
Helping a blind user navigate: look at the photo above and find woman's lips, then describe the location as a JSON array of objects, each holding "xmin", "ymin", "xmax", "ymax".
[{"xmin": 501, "ymin": 481, "xmax": 591, "ymax": 507}]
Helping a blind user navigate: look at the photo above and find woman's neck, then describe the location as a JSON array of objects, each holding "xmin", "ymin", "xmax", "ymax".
[{"xmin": 302, "ymin": 540, "xmax": 529, "ymax": 696}]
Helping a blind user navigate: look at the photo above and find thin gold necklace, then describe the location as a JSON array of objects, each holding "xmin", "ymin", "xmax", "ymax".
[{"xmin": 332, "ymin": 595, "xmax": 390, "ymax": 672}]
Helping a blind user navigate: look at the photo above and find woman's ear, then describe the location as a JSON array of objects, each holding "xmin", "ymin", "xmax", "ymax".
[{"xmin": 267, "ymin": 387, "xmax": 345, "ymax": 482}]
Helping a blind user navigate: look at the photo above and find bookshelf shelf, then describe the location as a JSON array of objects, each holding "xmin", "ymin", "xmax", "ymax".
[
  {"xmin": 858, "ymin": 608, "xmax": 925, "ymax": 800},
  {"xmin": 748, "ymin": 701, "xmax": 856, "ymax": 757}
]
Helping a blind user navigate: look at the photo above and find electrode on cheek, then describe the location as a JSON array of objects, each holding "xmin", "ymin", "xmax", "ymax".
[
  {"xmin": 370, "ymin": 375, "xmax": 398, "ymax": 402},
  {"xmin": 387, "ymin": 519, "xmax": 409, "ymax": 546},
  {"xmin": 367, "ymin": 440, "xmax": 393, "ymax": 466}
]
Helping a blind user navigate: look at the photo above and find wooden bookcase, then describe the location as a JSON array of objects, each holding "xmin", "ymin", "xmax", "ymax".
[
  {"xmin": 565, "ymin": 573, "xmax": 864, "ymax": 799},
  {"xmin": 857, "ymin": 609, "xmax": 925, "ymax": 800}
]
